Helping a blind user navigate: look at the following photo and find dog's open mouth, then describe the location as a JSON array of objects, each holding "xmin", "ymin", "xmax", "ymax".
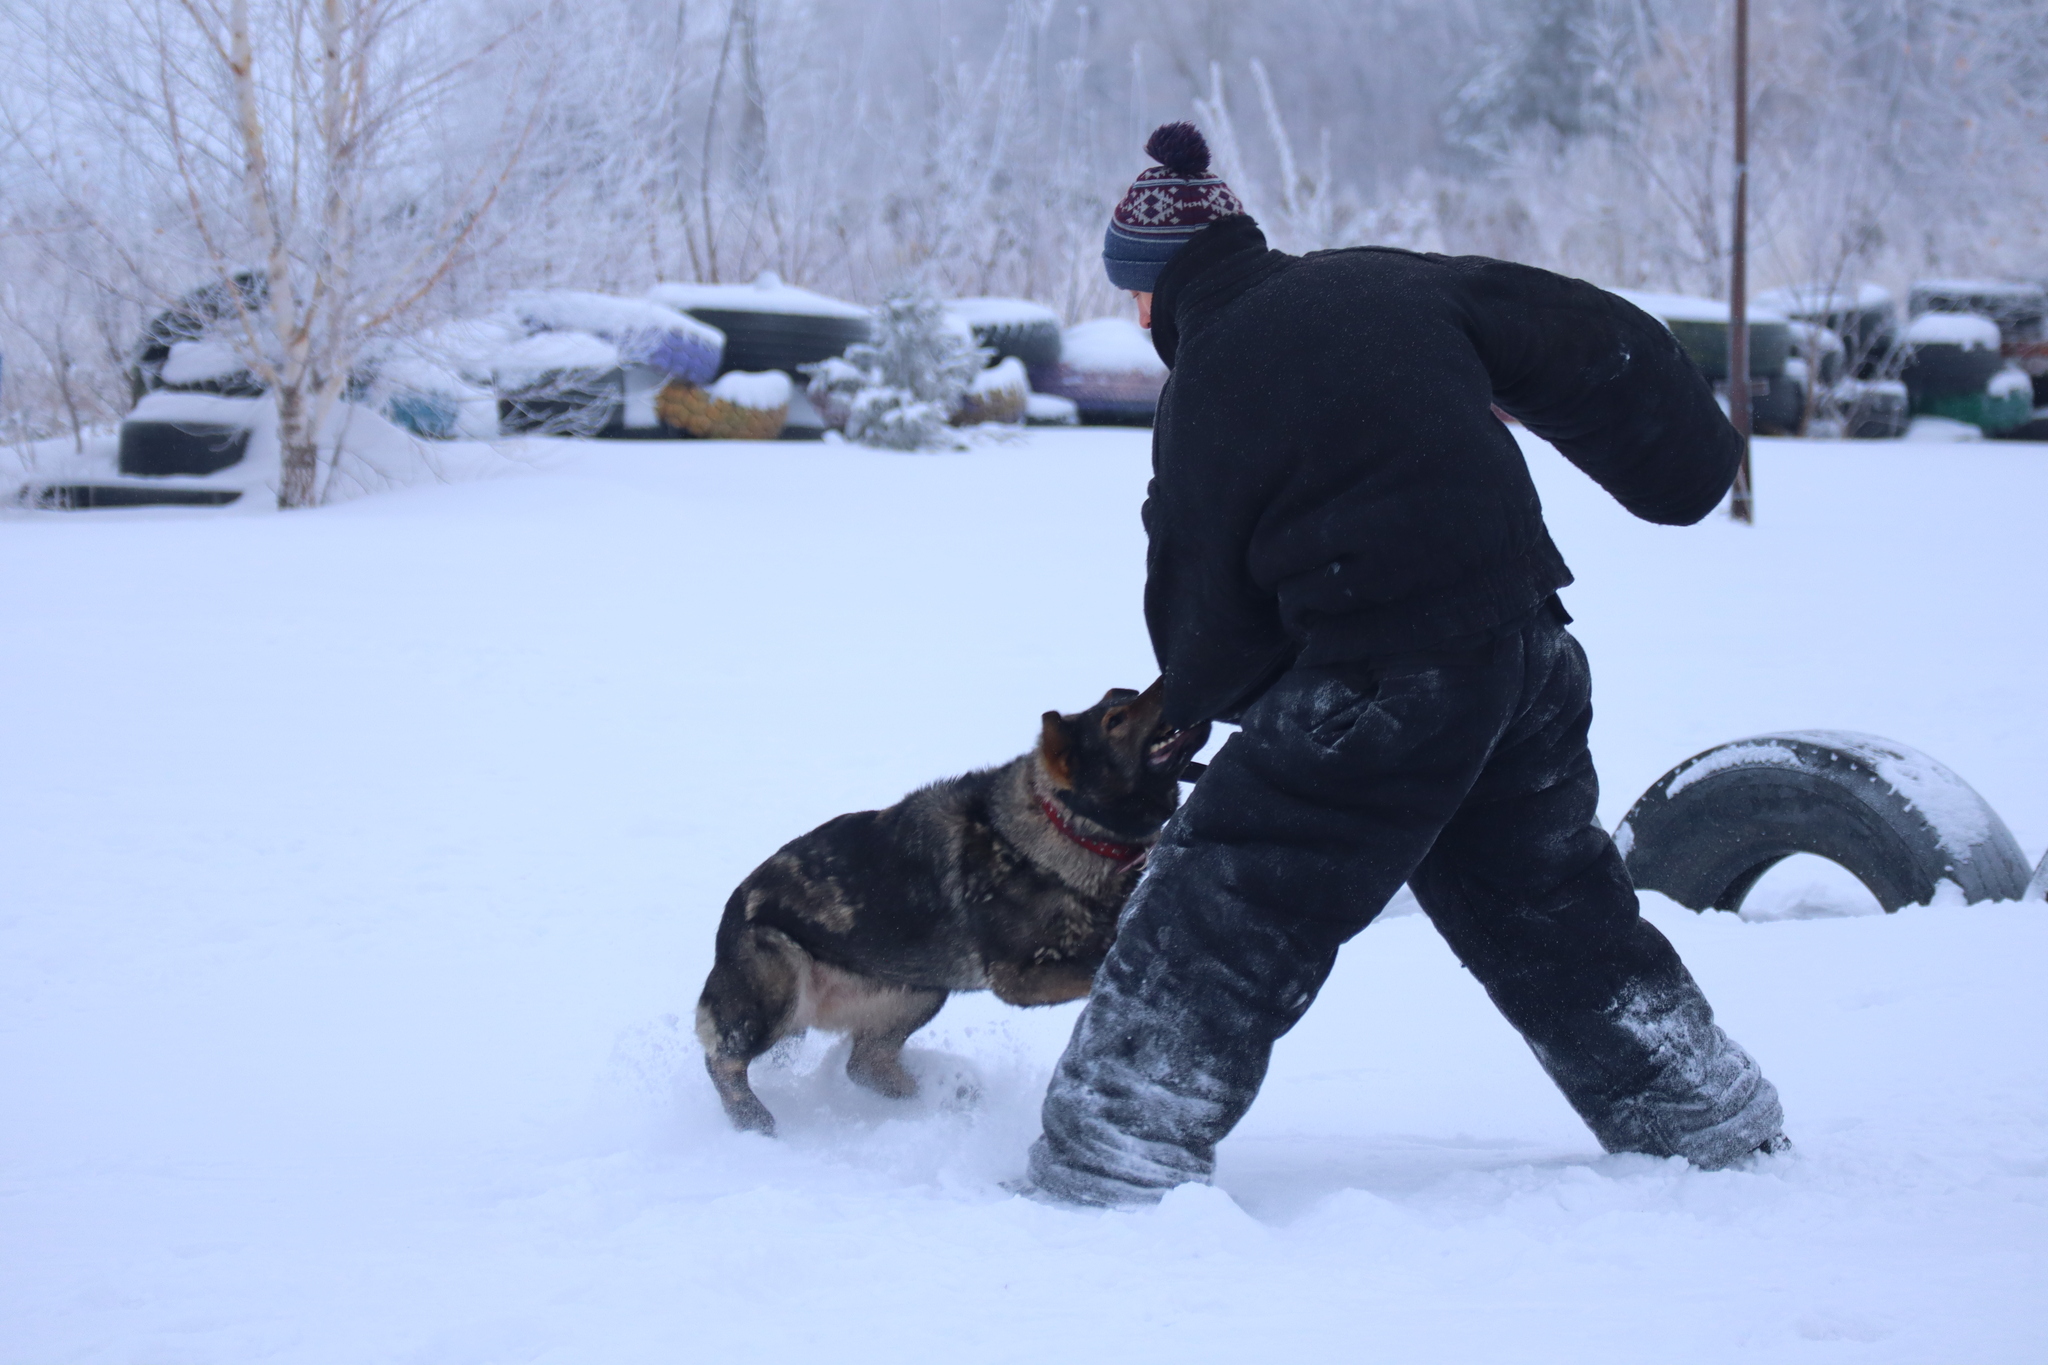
[{"xmin": 1144, "ymin": 724, "xmax": 1208, "ymax": 771}]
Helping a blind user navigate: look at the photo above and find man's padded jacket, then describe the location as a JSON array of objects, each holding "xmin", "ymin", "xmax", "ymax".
[{"xmin": 1142, "ymin": 215, "xmax": 1742, "ymax": 729}]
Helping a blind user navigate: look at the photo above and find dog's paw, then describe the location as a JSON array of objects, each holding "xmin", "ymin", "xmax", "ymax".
[
  {"xmin": 845, "ymin": 1052, "xmax": 921, "ymax": 1100},
  {"xmin": 722, "ymin": 1092, "xmax": 778, "ymax": 1135}
]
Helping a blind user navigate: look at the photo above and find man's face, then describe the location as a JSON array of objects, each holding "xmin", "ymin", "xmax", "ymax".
[{"xmin": 1131, "ymin": 291, "xmax": 1153, "ymax": 329}]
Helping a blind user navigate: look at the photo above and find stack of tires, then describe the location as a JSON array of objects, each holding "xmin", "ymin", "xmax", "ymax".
[
  {"xmin": 1756, "ymin": 284, "xmax": 1901, "ymax": 378},
  {"xmin": 1830, "ymin": 379, "xmax": 1912, "ymax": 440},
  {"xmin": 119, "ymin": 274, "xmax": 271, "ymax": 477},
  {"xmin": 947, "ymin": 298, "xmax": 1063, "ymax": 371},
  {"xmin": 1757, "ymin": 284, "xmax": 1908, "ymax": 438},
  {"xmin": 945, "ymin": 299, "xmax": 1063, "ymax": 426},
  {"xmin": 1615, "ymin": 290, "xmax": 1804, "ymax": 436},
  {"xmin": 1898, "ymin": 311, "xmax": 2028, "ymax": 437},
  {"xmin": 1906, "ymin": 279, "xmax": 2047, "ymax": 440},
  {"xmin": 648, "ymin": 273, "xmax": 870, "ymax": 439},
  {"xmin": 1027, "ymin": 317, "xmax": 1166, "ymax": 426}
]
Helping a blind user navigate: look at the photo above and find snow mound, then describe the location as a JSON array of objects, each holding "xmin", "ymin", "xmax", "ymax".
[
  {"xmin": 6, "ymin": 429, "xmax": 2048, "ymax": 1361},
  {"xmin": 1904, "ymin": 313, "xmax": 2001, "ymax": 349},
  {"xmin": 1059, "ymin": 317, "xmax": 1166, "ymax": 375},
  {"xmin": 649, "ymin": 271, "xmax": 869, "ymax": 319},
  {"xmin": 948, "ymin": 297, "xmax": 1061, "ymax": 328},
  {"xmin": 160, "ymin": 339, "xmax": 251, "ymax": 386},
  {"xmin": 1612, "ymin": 289, "xmax": 1787, "ymax": 325},
  {"xmin": 506, "ymin": 291, "xmax": 721, "ymax": 348},
  {"xmin": 968, "ymin": 356, "xmax": 1029, "ymax": 398},
  {"xmin": 1905, "ymin": 415, "xmax": 1985, "ymax": 442},
  {"xmin": 127, "ymin": 391, "xmax": 267, "ymax": 426},
  {"xmin": 1988, "ymin": 367, "xmax": 2032, "ymax": 399},
  {"xmin": 406, "ymin": 316, "xmax": 525, "ymax": 389},
  {"xmin": 493, "ymin": 332, "xmax": 620, "ymax": 387},
  {"xmin": 1913, "ymin": 278, "xmax": 2044, "ymax": 299},
  {"xmin": 707, "ymin": 369, "xmax": 793, "ymax": 411},
  {"xmin": 1025, "ymin": 391, "xmax": 1079, "ymax": 424},
  {"xmin": 1755, "ymin": 282, "xmax": 1893, "ymax": 315}
]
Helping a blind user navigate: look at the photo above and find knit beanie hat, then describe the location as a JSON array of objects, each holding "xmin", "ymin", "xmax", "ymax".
[{"xmin": 1102, "ymin": 123, "xmax": 1246, "ymax": 293}]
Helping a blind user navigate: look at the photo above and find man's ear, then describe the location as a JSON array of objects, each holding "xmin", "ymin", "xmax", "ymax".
[{"xmin": 1039, "ymin": 710, "xmax": 1074, "ymax": 788}]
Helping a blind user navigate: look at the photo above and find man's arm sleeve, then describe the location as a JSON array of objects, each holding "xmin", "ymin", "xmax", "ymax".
[
  {"xmin": 1142, "ymin": 454, "xmax": 1295, "ymax": 730},
  {"xmin": 1458, "ymin": 257, "xmax": 1742, "ymax": 526}
]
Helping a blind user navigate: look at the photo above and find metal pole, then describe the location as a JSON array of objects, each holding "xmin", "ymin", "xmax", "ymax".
[{"xmin": 1728, "ymin": 0, "xmax": 1754, "ymax": 523}]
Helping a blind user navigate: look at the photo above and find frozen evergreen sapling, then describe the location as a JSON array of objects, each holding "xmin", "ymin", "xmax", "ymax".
[{"xmin": 808, "ymin": 292, "xmax": 987, "ymax": 449}]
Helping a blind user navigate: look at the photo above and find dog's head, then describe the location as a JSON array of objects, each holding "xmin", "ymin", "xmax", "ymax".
[{"xmin": 1036, "ymin": 680, "xmax": 1211, "ymax": 840}]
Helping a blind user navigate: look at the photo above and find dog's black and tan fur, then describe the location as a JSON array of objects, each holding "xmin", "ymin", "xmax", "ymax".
[{"xmin": 697, "ymin": 681, "xmax": 1209, "ymax": 1134}]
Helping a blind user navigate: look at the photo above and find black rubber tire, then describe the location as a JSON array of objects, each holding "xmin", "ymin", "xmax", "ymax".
[
  {"xmin": 963, "ymin": 317, "xmax": 1061, "ymax": 370},
  {"xmin": 1995, "ymin": 415, "xmax": 2048, "ymax": 442},
  {"xmin": 1665, "ymin": 317, "xmax": 1791, "ymax": 381},
  {"xmin": 1841, "ymin": 384, "xmax": 1909, "ymax": 439},
  {"xmin": 1750, "ymin": 371, "xmax": 1807, "ymax": 436},
  {"xmin": 1902, "ymin": 342, "xmax": 2007, "ymax": 403},
  {"xmin": 131, "ymin": 273, "xmax": 269, "ymax": 396},
  {"xmin": 1851, "ymin": 331, "xmax": 1902, "ymax": 381},
  {"xmin": 117, "ymin": 420, "xmax": 252, "ymax": 476},
  {"xmin": 1909, "ymin": 284, "xmax": 2047, "ymax": 346},
  {"xmin": 1025, "ymin": 363, "xmax": 1162, "ymax": 426},
  {"xmin": 22, "ymin": 483, "xmax": 243, "ymax": 509},
  {"xmin": 1617, "ymin": 731, "xmax": 2031, "ymax": 913},
  {"xmin": 2027, "ymin": 850, "xmax": 2048, "ymax": 904},
  {"xmin": 1075, "ymin": 402, "xmax": 1158, "ymax": 427},
  {"xmin": 674, "ymin": 308, "xmax": 870, "ymax": 380}
]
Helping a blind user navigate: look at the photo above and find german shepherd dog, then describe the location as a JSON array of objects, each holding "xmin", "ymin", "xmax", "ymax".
[{"xmin": 697, "ymin": 681, "xmax": 1209, "ymax": 1134}]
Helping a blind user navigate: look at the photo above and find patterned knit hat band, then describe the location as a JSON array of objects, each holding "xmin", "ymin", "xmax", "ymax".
[{"xmin": 1111, "ymin": 166, "xmax": 1246, "ymax": 238}]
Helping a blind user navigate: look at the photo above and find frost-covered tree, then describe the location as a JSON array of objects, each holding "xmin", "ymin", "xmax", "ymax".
[
  {"xmin": 1444, "ymin": 0, "xmax": 1647, "ymax": 159},
  {"xmin": 810, "ymin": 293, "xmax": 986, "ymax": 451},
  {"xmin": 2, "ymin": 0, "xmax": 539, "ymax": 505}
]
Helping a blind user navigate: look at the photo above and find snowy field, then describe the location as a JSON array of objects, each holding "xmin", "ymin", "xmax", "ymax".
[{"xmin": 3, "ymin": 427, "xmax": 2045, "ymax": 1363}]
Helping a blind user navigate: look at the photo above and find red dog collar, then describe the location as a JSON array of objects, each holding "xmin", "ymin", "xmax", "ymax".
[{"xmin": 1037, "ymin": 795, "xmax": 1150, "ymax": 871}]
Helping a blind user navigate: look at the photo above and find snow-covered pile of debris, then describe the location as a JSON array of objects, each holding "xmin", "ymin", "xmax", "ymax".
[{"xmin": 1904, "ymin": 312, "xmax": 2003, "ymax": 349}]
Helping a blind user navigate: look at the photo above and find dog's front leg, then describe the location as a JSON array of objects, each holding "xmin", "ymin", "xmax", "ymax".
[{"xmin": 987, "ymin": 959, "xmax": 1098, "ymax": 1006}]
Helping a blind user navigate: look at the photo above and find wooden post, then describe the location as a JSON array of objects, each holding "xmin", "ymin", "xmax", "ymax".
[{"xmin": 1728, "ymin": 0, "xmax": 1754, "ymax": 523}]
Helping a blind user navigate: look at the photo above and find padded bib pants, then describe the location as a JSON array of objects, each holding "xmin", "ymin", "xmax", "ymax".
[{"xmin": 1027, "ymin": 608, "xmax": 1783, "ymax": 1206}]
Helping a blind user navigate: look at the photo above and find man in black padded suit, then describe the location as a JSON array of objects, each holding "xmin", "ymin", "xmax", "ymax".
[{"xmin": 1021, "ymin": 123, "xmax": 1787, "ymax": 1208}]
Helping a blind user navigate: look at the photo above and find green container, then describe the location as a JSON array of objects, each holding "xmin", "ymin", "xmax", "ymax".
[{"xmin": 1915, "ymin": 371, "xmax": 2034, "ymax": 435}]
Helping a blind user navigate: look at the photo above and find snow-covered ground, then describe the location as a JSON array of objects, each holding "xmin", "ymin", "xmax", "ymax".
[{"xmin": 3, "ymin": 428, "xmax": 2045, "ymax": 1362}]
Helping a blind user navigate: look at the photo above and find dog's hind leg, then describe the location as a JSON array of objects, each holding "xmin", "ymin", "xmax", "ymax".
[
  {"xmin": 696, "ymin": 923, "xmax": 808, "ymax": 1135},
  {"xmin": 844, "ymin": 986, "xmax": 947, "ymax": 1100}
]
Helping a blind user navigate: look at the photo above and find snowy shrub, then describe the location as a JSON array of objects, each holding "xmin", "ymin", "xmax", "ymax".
[{"xmin": 807, "ymin": 292, "xmax": 987, "ymax": 451}]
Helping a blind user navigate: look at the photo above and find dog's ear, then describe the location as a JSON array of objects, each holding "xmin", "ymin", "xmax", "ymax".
[{"xmin": 1039, "ymin": 710, "xmax": 1074, "ymax": 788}]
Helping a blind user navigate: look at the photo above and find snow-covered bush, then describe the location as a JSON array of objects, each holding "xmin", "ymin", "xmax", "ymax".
[{"xmin": 806, "ymin": 292, "xmax": 986, "ymax": 451}]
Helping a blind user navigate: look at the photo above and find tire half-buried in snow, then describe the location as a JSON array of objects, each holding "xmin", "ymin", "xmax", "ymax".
[{"xmin": 1616, "ymin": 731, "xmax": 2031, "ymax": 913}]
